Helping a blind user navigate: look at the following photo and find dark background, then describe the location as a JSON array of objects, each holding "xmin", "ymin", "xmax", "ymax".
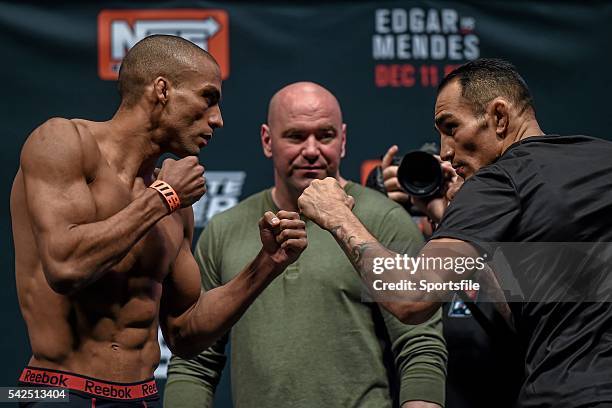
[{"xmin": 2, "ymin": 1, "xmax": 612, "ymax": 406}]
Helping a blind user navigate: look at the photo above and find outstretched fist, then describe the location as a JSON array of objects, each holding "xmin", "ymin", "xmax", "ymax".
[
  {"xmin": 298, "ymin": 177, "xmax": 354, "ymax": 231},
  {"xmin": 259, "ymin": 210, "xmax": 308, "ymax": 271}
]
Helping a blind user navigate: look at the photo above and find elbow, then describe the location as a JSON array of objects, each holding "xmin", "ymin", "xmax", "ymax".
[
  {"xmin": 43, "ymin": 262, "xmax": 87, "ymax": 296},
  {"xmin": 383, "ymin": 301, "xmax": 439, "ymax": 325}
]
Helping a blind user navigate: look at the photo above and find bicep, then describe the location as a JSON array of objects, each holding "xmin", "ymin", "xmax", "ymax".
[
  {"xmin": 194, "ymin": 222, "xmax": 223, "ymax": 290},
  {"xmin": 160, "ymin": 212, "xmax": 201, "ymax": 334},
  {"xmin": 20, "ymin": 119, "xmax": 96, "ymax": 256}
]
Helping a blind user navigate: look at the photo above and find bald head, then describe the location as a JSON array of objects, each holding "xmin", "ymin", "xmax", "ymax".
[
  {"xmin": 267, "ymin": 82, "xmax": 343, "ymax": 128},
  {"xmin": 118, "ymin": 34, "xmax": 218, "ymax": 106},
  {"xmin": 261, "ymin": 82, "xmax": 347, "ymax": 199}
]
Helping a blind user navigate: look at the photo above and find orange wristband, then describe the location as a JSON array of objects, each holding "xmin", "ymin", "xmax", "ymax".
[{"xmin": 149, "ymin": 180, "xmax": 181, "ymax": 213}]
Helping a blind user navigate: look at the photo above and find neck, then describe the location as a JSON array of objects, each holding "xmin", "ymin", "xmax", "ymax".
[
  {"xmin": 102, "ymin": 104, "xmax": 164, "ymax": 183},
  {"xmin": 501, "ymin": 113, "xmax": 545, "ymax": 155},
  {"xmin": 272, "ymin": 175, "xmax": 348, "ymax": 212}
]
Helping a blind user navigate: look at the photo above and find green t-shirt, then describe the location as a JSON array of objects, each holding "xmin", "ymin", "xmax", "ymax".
[{"xmin": 166, "ymin": 182, "xmax": 447, "ymax": 407}]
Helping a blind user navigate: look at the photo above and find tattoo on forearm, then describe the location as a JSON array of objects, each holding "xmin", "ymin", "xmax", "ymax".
[
  {"xmin": 350, "ymin": 242, "xmax": 377, "ymax": 274},
  {"xmin": 330, "ymin": 224, "xmax": 376, "ymax": 276}
]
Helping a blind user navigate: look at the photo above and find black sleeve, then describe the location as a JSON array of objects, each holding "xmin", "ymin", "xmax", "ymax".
[{"xmin": 432, "ymin": 164, "xmax": 520, "ymax": 244}]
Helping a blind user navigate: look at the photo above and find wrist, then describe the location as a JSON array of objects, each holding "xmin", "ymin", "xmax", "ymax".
[
  {"xmin": 144, "ymin": 188, "xmax": 173, "ymax": 217},
  {"xmin": 256, "ymin": 249, "xmax": 286, "ymax": 278},
  {"xmin": 148, "ymin": 180, "xmax": 181, "ymax": 213},
  {"xmin": 321, "ymin": 206, "xmax": 355, "ymax": 231}
]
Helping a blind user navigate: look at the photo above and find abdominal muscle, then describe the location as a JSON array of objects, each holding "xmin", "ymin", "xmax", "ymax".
[{"xmin": 19, "ymin": 263, "xmax": 164, "ymax": 383}]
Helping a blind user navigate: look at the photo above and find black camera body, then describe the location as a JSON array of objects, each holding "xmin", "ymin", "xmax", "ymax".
[
  {"xmin": 364, "ymin": 146, "xmax": 442, "ymax": 216},
  {"xmin": 397, "ymin": 150, "xmax": 443, "ymax": 198}
]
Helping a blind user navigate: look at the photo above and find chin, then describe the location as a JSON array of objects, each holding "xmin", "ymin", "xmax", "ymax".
[
  {"xmin": 183, "ymin": 146, "xmax": 202, "ymax": 157},
  {"xmin": 290, "ymin": 179, "xmax": 315, "ymax": 193},
  {"xmin": 294, "ymin": 175, "xmax": 329, "ymax": 190}
]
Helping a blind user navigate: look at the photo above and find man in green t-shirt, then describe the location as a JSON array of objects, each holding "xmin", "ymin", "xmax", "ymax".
[{"xmin": 164, "ymin": 82, "xmax": 447, "ymax": 408}]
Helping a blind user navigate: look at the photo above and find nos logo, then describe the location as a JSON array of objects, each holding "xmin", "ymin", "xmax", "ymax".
[{"xmin": 98, "ymin": 9, "xmax": 229, "ymax": 80}]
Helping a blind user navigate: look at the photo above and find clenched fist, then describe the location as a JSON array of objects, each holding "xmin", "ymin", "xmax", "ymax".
[
  {"xmin": 297, "ymin": 177, "xmax": 354, "ymax": 231},
  {"xmin": 259, "ymin": 210, "xmax": 308, "ymax": 272},
  {"xmin": 156, "ymin": 156, "xmax": 206, "ymax": 207}
]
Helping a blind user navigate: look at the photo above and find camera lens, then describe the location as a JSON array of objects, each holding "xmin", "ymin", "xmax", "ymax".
[{"xmin": 397, "ymin": 151, "xmax": 443, "ymax": 197}]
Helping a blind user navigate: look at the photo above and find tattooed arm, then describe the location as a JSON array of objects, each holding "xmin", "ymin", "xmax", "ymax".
[{"xmin": 298, "ymin": 177, "xmax": 477, "ymax": 324}]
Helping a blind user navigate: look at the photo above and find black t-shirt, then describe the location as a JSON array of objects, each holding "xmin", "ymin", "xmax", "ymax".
[{"xmin": 432, "ymin": 135, "xmax": 612, "ymax": 407}]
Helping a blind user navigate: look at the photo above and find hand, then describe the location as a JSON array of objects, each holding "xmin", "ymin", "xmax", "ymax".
[
  {"xmin": 381, "ymin": 145, "xmax": 411, "ymax": 205},
  {"xmin": 156, "ymin": 157, "xmax": 206, "ymax": 207},
  {"xmin": 297, "ymin": 177, "xmax": 355, "ymax": 231},
  {"xmin": 259, "ymin": 210, "xmax": 307, "ymax": 271},
  {"xmin": 411, "ymin": 157, "xmax": 464, "ymax": 223}
]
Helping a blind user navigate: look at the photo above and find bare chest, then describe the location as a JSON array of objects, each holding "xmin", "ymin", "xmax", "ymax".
[{"xmin": 88, "ymin": 167, "xmax": 183, "ymax": 283}]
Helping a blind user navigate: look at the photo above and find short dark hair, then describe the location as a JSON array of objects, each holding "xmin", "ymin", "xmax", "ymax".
[
  {"xmin": 438, "ymin": 58, "xmax": 534, "ymax": 115},
  {"xmin": 118, "ymin": 35, "xmax": 217, "ymax": 106}
]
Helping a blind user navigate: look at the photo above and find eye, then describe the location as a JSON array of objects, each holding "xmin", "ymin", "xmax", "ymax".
[
  {"xmin": 445, "ymin": 123, "xmax": 457, "ymax": 136},
  {"xmin": 317, "ymin": 130, "xmax": 336, "ymax": 142},
  {"xmin": 285, "ymin": 132, "xmax": 303, "ymax": 141},
  {"xmin": 202, "ymin": 89, "xmax": 220, "ymax": 107}
]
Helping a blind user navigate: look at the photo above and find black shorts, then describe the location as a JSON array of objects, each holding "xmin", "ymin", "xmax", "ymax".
[{"xmin": 18, "ymin": 366, "xmax": 161, "ymax": 407}]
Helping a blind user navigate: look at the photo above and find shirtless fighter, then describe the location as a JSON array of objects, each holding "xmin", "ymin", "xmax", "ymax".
[{"xmin": 10, "ymin": 35, "xmax": 307, "ymax": 406}]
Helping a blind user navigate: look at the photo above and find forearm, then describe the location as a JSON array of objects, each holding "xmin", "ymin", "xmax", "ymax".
[
  {"xmin": 327, "ymin": 209, "xmax": 425, "ymax": 298},
  {"xmin": 43, "ymin": 189, "xmax": 168, "ymax": 293},
  {"xmin": 168, "ymin": 249, "xmax": 281, "ymax": 358},
  {"xmin": 326, "ymin": 209, "xmax": 443, "ymax": 322}
]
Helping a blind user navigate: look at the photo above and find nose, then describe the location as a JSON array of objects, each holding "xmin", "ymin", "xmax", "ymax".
[
  {"xmin": 209, "ymin": 105, "xmax": 223, "ymax": 130},
  {"xmin": 302, "ymin": 135, "xmax": 320, "ymax": 161},
  {"xmin": 440, "ymin": 136, "xmax": 454, "ymax": 163}
]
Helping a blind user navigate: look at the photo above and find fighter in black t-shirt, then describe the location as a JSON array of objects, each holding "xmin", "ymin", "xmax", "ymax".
[
  {"xmin": 298, "ymin": 59, "xmax": 612, "ymax": 407},
  {"xmin": 431, "ymin": 134, "xmax": 612, "ymax": 407}
]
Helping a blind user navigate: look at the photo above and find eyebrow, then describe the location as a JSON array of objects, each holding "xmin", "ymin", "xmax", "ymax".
[{"xmin": 282, "ymin": 126, "xmax": 337, "ymax": 135}]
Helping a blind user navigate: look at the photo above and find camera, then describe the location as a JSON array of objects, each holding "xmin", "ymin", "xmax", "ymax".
[
  {"xmin": 364, "ymin": 143, "xmax": 441, "ymax": 216},
  {"xmin": 396, "ymin": 150, "xmax": 443, "ymax": 198}
]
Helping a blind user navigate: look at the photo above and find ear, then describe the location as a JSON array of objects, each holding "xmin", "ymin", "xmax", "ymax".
[
  {"xmin": 488, "ymin": 98, "xmax": 509, "ymax": 139},
  {"xmin": 153, "ymin": 76, "xmax": 170, "ymax": 106},
  {"xmin": 261, "ymin": 124, "xmax": 273, "ymax": 158},
  {"xmin": 340, "ymin": 123, "xmax": 347, "ymax": 158}
]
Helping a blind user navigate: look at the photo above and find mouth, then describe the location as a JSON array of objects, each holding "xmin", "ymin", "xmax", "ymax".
[
  {"xmin": 197, "ymin": 134, "xmax": 212, "ymax": 147},
  {"xmin": 295, "ymin": 163, "xmax": 326, "ymax": 170},
  {"xmin": 295, "ymin": 166, "xmax": 326, "ymax": 174},
  {"xmin": 293, "ymin": 166, "xmax": 326, "ymax": 178},
  {"xmin": 452, "ymin": 163, "xmax": 466, "ymax": 178}
]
